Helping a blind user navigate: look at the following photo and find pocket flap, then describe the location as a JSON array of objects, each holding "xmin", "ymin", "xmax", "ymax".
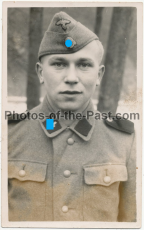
[
  {"xmin": 8, "ymin": 160, "xmax": 47, "ymax": 182},
  {"xmin": 83, "ymin": 164, "xmax": 127, "ymax": 186}
]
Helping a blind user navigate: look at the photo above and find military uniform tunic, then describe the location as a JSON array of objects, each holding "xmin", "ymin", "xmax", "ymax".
[{"xmin": 8, "ymin": 96, "xmax": 136, "ymax": 221}]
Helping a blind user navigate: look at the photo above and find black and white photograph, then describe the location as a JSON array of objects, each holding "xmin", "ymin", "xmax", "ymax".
[{"xmin": 2, "ymin": 1, "xmax": 142, "ymax": 228}]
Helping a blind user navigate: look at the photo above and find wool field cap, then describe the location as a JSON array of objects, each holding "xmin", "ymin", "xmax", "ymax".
[{"xmin": 38, "ymin": 11, "xmax": 99, "ymax": 60}]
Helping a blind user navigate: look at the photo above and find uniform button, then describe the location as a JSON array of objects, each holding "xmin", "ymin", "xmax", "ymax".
[
  {"xmin": 62, "ymin": 206, "xmax": 68, "ymax": 213},
  {"xmin": 63, "ymin": 170, "xmax": 71, "ymax": 178},
  {"xmin": 104, "ymin": 176, "xmax": 111, "ymax": 183},
  {"xmin": 67, "ymin": 138, "xmax": 74, "ymax": 145},
  {"xmin": 107, "ymin": 118, "xmax": 113, "ymax": 122},
  {"xmin": 19, "ymin": 170, "xmax": 26, "ymax": 177}
]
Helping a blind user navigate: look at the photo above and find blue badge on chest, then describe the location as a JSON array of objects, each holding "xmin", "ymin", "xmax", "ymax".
[{"xmin": 46, "ymin": 119, "xmax": 54, "ymax": 130}]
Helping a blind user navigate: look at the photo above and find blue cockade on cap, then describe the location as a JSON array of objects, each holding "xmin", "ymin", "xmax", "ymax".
[{"xmin": 65, "ymin": 37, "xmax": 77, "ymax": 48}]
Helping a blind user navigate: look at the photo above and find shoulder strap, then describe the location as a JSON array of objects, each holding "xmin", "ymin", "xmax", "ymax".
[
  {"xmin": 104, "ymin": 117, "xmax": 134, "ymax": 134},
  {"xmin": 8, "ymin": 110, "xmax": 30, "ymax": 124}
]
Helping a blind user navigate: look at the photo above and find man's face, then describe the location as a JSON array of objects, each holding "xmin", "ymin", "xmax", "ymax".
[{"xmin": 37, "ymin": 40, "xmax": 105, "ymax": 112}]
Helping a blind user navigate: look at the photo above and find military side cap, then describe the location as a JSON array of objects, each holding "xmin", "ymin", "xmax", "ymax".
[{"xmin": 38, "ymin": 11, "xmax": 99, "ymax": 59}]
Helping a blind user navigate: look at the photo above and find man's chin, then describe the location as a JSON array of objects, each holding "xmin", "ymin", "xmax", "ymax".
[{"xmin": 58, "ymin": 103, "xmax": 82, "ymax": 112}]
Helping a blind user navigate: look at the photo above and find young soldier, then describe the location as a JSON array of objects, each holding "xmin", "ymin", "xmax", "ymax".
[{"xmin": 8, "ymin": 12, "xmax": 136, "ymax": 221}]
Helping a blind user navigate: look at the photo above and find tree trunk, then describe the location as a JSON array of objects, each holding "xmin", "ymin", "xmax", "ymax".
[
  {"xmin": 27, "ymin": 8, "xmax": 43, "ymax": 110},
  {"xmin": 97, "ymin": 8, "xmax": 134, "ymax": 114},
  {"xmin": 95, "ymin": 7, "xmax": 104, "ymax": 36}
]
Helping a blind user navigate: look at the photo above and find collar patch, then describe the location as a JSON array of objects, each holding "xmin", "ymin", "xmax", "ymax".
[
  {"xmin": 43, "ymin": 119, "xmax": 62, "ymax": 134},
  {"xmin": 74, "ymin": 118, "xmax": 92, "ymax": 136}
]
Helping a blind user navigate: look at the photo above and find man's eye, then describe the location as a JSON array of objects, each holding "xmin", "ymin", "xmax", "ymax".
[
  {"xmin": 52, "ymin": 63, "xmax": 66, "ymax": 68},
  {"xmin": 78, "ymin": 63, "xmax": 91, "ymax": 69},
  {"xmin": 55, "ymin": 63, "xmax": 62, "ymax": 67}
]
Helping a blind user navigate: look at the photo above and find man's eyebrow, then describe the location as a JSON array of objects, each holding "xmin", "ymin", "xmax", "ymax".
[
  {"xmin": 48, "ymin": 57, "xmax": 95, "ymax": 63},
  {"xmin": 77, "ymin": 58, "xmax": 94, "ymax": 63},
  {"xmin": 48, "ymin": 57, "xmax": 67, "ymax": 62}
]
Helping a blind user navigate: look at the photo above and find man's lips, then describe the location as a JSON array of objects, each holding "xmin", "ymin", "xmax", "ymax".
[{"xmin": 60, "ymin": 91, "xmax": 82, "ymax": 94}]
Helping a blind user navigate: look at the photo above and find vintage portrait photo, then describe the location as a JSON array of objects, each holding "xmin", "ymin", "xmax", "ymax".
[{"xmin": 2, "ymin": 1, "xmax": 142, "ymax": 228}]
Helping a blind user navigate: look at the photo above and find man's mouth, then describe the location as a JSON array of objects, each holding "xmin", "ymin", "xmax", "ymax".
[{"xmin": 60, "ymin": 91, "xmax": 82, "ymax": 95}]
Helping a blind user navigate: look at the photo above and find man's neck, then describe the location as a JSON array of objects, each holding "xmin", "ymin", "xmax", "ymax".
[{"xmin": 46, "ymin": 95, "xmax": 91, "ymax": 126}]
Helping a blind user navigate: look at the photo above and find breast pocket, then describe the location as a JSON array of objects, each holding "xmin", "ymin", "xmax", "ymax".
[
  {"xmin": 8, "ymin": 160, "xmax": 48, "ymax": 221},
  {"xmin": 82, "ymin": 164, "xmax": 128, "ymax": 221}
]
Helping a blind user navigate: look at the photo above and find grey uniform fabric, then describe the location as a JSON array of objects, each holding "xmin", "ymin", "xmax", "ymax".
[{"xmin": 8, "ymin": 96, "xmax": 136, "ymax": 221}]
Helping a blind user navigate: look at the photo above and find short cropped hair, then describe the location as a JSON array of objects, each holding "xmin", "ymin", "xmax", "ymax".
[{"xmin": 95, "ymin": 40, "xmax": 104, "ymax": 64}]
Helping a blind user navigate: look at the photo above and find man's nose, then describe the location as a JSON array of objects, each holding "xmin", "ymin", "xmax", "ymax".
[{"xmin": 64, "ymin": 65, "xmax": 79, "ymax": 84}]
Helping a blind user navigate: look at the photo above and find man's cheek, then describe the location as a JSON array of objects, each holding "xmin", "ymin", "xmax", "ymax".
[{"xmin": 85, "ymin": 83, "xmax": 96, "ymax": 92}]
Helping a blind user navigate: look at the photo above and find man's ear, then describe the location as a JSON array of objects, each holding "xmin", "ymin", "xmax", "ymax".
[
  {"xmin": 96, "ymin": 65, "xmax": 105, "ymax": 86},
  {"xmin": 35, "ymin": 62, "xmax": 44, "ymax": 84}
]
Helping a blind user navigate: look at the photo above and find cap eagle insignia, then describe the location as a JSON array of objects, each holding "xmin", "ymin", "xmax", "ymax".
[{"xmin": 56, "ymin": 19, "xmax": 71, "ymax": 31}]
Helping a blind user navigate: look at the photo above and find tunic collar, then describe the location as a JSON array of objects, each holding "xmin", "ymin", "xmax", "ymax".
[{"xmin": 39, "ymin": 96, "xmax": 96, "ymax": 141}]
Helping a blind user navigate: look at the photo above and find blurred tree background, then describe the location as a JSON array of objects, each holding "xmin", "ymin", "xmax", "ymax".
[{"xmin": 8, "ymin": 7, "xmax": 137, "ymax": 113}]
